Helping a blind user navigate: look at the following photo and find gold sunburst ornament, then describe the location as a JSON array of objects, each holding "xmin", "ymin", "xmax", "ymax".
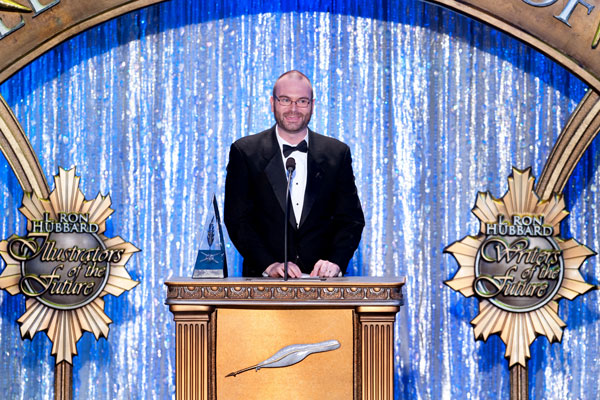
[
  {"xmin": 0, "ymin": 167, "xmax": 139, "ymax": 364},
  {"xmin": 445, "ymin": 167, "xmax": 595, "ymax": 367}
]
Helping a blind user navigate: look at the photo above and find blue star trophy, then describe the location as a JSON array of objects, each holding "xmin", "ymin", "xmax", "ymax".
[{"xmin": 192, "ymin": 194, "xmax": 228, "ymax": 278}]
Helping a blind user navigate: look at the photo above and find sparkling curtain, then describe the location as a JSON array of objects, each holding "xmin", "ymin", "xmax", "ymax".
[{"xmin": 0, "ymin": 0, "xmax": 596, "ymax": 398}]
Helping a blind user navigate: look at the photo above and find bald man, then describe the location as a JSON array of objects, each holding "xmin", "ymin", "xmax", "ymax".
[{"xmin": 224, "ymin": 71, "xmax": 364, "ymax": 278}]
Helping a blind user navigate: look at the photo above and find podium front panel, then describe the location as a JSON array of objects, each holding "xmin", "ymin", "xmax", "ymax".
[{"xmin": 217, "ymin": 308, "xmax": 353, "ymax": 399}]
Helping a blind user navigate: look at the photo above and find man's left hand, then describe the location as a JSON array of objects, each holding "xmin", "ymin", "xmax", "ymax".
[{"xmin": 310, "ymin": 260, "xmax": 341, "ymax": 277}]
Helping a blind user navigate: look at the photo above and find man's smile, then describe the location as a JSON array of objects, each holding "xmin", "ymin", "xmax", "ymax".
[{"xmin": 284, "ymin": 113, "xmax": 302, "ymax": 120}]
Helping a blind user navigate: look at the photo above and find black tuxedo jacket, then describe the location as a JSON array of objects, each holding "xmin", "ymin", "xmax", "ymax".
[{"xmin": 224, "ymin": 126, "xmax": 365, "ymax": 277}]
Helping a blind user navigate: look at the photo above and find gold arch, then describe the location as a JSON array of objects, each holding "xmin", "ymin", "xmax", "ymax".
[
  {"xmin": 0, "ymin": 0, "xmax": 598, "ymax": 199},
  {"xmin": 428, "ymin": 0, "xmax": 600, "ymax": 197},
  {"xmin": 0, "ymin": 95, "xmax": 48, "ymax": 198},
  {"xmin": 0, "ymin": 0, "xmax": 167, "ymax": 197}
]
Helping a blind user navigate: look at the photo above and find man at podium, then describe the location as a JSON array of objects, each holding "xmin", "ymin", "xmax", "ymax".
[{"xmin": 224, "ymin": 70, "xmax": 364, "ymax": 278}]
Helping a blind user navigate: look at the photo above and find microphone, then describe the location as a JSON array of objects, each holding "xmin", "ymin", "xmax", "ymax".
[
  {"xmin": 286, "ymin": 157, "xmax": 296, "ymax": 172},
  {"xmin": 283, "ymin": 157, "xmax": 296, "ymax": 281}
]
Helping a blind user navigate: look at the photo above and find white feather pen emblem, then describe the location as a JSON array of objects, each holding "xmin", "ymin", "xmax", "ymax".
[{"xmin": 225, "ymin": 339, "xmax": 340, "ymax": 377}]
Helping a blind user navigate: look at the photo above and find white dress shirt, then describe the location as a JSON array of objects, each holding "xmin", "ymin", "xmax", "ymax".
[
  {"xmin": 276, "ymin": 126, "xmax": 308, "ymax": 228},
  {"xmin": 265, "ymin": 127, "xmax": 341, "ymax": 278}
]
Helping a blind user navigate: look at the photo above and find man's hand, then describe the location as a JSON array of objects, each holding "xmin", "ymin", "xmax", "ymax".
[
  {"xmin": 310, "ymin": 260, "xmax": 341, "ymax": 278},
  {"xmin": 265, "ymin": 262, "xmax": 302, "ymax": 278}
]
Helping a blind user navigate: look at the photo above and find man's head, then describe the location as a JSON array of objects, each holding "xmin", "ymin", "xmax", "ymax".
[{"xmin": 270, "ymin": 70, "xmax": 314, "ymax": 137}]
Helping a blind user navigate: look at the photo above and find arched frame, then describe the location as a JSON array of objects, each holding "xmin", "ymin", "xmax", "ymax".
[{"xmin": 0, "ymin": 0, "xmax": 599, "ymax": 201}]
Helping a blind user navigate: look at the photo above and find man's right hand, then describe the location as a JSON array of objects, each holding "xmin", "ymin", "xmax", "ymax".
[{"xmin": 264, "ymin": 262, "xmax": 302, "ymax": 278}]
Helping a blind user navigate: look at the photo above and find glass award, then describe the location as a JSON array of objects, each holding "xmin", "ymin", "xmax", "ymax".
[{"xmin": 192, "ymin": 194, "xmax": 228, "ymax": 278}]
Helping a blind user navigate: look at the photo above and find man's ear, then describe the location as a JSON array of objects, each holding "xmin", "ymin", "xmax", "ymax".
[{"xmin": 270, "ymin": 96, "xmax": 274, "ymax": 113}]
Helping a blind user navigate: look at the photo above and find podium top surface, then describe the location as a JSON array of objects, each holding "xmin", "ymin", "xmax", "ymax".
[
  {"xmin": 165, "ymin": 276, "xmax": 405, "ymax": 308},
  {"xmin": 165, "ymin": 276, "xmax": 405, "ymax": 286}
]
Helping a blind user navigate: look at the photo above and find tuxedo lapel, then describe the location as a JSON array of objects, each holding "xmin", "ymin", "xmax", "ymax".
[
  {"xmin": 299, "ymin": 130, "xmax": 324, "ymax": 228},
  {"xmin": 263, "ymin": 127, "xmax": 298, "ymax": 228}
]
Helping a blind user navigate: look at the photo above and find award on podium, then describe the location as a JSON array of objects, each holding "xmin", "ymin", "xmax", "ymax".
[{"xmin": 192, "ymin": 195, "xmax": 228, "ymax": 278}]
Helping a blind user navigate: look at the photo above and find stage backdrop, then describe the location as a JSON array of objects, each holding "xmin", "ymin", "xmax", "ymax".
[{"xmin": 0, "ymin": 0, "xmax": 598, "ymax": 399}]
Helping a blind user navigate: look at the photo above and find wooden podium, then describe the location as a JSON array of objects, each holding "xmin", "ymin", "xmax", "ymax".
[{"xmin": 165, "ymin": 277, "xmax": 405, "ymax": 400}]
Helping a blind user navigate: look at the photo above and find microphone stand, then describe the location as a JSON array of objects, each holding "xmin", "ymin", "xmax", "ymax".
[{"xmin": 284, "ymin": 157, "xmax": 296, "ymax": 281}]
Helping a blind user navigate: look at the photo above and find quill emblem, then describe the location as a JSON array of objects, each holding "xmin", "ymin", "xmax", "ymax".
[
  {"xmin": 207, "ymin": 216, "xmax": 215, "ymax": 248},
  {"xmin": 225, "ymin": 340, "xmax": 340, "ymax": 377}
]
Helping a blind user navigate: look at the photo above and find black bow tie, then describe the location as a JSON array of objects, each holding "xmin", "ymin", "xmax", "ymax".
[{"xmin": 282, "ymin": 140, "xmax": 308, "ymax": 157}]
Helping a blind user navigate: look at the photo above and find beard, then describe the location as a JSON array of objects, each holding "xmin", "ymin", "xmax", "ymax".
[{"xmin": 273, "ymin": 106, "xmax": 312, "ymax": 134}]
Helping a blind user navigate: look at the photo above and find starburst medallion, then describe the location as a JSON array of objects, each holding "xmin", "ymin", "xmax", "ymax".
[
  {"xmin": 445, "ymin": 167, "xmax": 594, "ymax": 367},
  {"xmin": 0, "ymin": 168, "xmax": 139, "ymax": 364}
]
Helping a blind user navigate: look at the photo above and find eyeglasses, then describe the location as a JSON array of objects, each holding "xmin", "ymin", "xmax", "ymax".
[{"xmin": 274, "ymin": 96, "xmax": 312, "ymax": 108}]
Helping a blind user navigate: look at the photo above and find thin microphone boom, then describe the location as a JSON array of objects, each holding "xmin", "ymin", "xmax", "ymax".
[{"xmin": 284, "ymin": 157, "xmax": 296, "ymax": 281}]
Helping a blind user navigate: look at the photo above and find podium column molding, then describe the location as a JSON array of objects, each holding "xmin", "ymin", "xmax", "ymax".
[
  {"xmin": 172, "ymin": 306, "xmax": 215, "ymax": 400},
  {"xmin": 357, "ymin": 306, "xmax": 397, "ymax": 400}
]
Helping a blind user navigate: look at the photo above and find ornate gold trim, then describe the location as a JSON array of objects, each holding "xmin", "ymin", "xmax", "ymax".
[
  {"xmin": 166, "ymin": 278, "xmax": 405, "ymax": 306},
  {"xmin": 0, "ymin": 0, "xmax": 169, "ymax": 84},
  {"xmin": 0, "ymin": 94, "xmax": 48, "ymax": 198},
  {"xmin": 537, "ymin": 90, "xmax": 600, "ymax": 199},
  {"xmin": 428, "ymin": 1, "xmax": 600, "ymax": 92}
]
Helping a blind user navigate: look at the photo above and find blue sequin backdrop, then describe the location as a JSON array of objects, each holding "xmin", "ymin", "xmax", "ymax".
[{"xmin": 0, "ymin": 0, "xmax": 598, "ymax": 398}]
